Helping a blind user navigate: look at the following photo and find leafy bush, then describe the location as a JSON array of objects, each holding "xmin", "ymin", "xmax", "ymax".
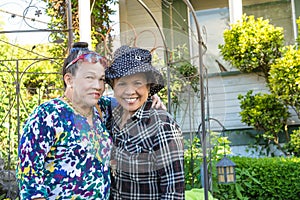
[
  {"xmin": 268, "ymin": 46, "xmax": 300, "ymax": 156},
  {"xmin": 0, "ymin": 43, "xmax": 63, "ymax": 170},
  {"xmin": 269, "ymin": 46, "xmax": 300, "ymax": 119},
  {"xmin": 43, "ymin": 0, "xmax": 116, "ymax": 55},
  {"xmin": 218, "ymin": 13, "xmax": 300, "ymax": 157},
  {"xmin": 184, "ymin": 132, "xmax": 231, "ymax": 190},
  {"xmin": 214, "ymin": 156, "xmax": 300, "ymax": 200},
  {"xmin": 184, "ymin": 136, "xmax": 202, "ymax": 189},
  {"xmin": 219, "ymin": 14, "xmax": 284, "ymax": 81},
  {"xmin": 284, "ymin": 128, "xmax": 300, "ymax": 156},
  {"xmin": 238, "ymin": 90, "xmax": 289, "ymax": 155},
  {"xmin": 296, "ymin": 17, "xmax": 300, "ymax": 47}
]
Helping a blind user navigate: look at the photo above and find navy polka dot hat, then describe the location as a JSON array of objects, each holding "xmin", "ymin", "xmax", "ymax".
[{"xmin": 105, "ymin": 45, "xmax": 165, "ymax": 95}]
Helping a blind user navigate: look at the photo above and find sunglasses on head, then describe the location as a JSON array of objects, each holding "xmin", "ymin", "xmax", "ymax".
[{"xmin": 65, "ymin": 52, "xmax": 108, "ymax": 70}]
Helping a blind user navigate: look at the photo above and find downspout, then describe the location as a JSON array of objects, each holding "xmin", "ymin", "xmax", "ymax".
[{"xmin": 291, "ymin": 0, "xmax": 298, "ymax": 42}]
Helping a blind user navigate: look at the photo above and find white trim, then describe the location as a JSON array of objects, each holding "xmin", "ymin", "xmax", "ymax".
[
  {"xmin": 78, "ymin": 0, "xmax": 92, "ymax": 48},
  {"xmin": 229, "ymin": 0, "xmax": 242, "ymax": 24}
]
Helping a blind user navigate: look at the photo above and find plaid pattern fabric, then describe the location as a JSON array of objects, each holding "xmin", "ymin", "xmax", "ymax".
[{"xmin": 110, "ymin": 99, "xmax": 185, "ymax": 199}]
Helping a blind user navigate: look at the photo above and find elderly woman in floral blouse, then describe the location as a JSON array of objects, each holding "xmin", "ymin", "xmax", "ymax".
[{"xmin": 16, "ymin": 42, "xmax": 112, "ymax": 200}]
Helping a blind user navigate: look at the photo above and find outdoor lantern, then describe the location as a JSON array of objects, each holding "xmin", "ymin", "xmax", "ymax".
[{"xmin": 216, "ymin": 155, "xmax": 236, "ymax": 184}]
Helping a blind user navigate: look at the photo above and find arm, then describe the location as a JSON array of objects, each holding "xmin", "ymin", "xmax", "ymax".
[
  {"xmin": 155, "ymin": 115, "xmax": 185, "ymax": 199},
  {"xmin": 17, "ymin": 106, "xmax": 55, "ymax": 200}
]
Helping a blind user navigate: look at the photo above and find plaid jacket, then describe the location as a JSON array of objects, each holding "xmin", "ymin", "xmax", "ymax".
[{"xmin": 110, "ymin": 99, "xmax": 185, "ymax": 200}]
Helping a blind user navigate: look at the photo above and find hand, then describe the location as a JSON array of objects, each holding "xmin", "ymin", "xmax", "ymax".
[{"xmin": 151, "ymin": 94, "xmax": 167, "ymax": 110}]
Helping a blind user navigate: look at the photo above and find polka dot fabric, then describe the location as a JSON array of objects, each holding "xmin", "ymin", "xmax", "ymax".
[{"xmin": 105, "ymin": 45, "xmax": 165, "ymax": 95}]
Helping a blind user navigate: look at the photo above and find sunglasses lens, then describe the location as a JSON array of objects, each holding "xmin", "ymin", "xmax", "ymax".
[
  {"xmin": 66, "ymin": 53, "xmax": 106, "ymax": 70},
  {"xmin": 83, "ymin": 53, "xmax": 102, "ymax": 63}
]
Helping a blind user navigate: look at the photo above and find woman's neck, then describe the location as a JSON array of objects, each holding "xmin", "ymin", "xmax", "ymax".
[{"xmin": 63, "ymin": 93, "xmax": 93, "ymax": 118}]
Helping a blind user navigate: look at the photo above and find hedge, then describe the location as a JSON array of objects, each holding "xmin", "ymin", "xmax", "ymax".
[{"xmin": 213, "ymin": 156, "xmax": 300, "ymax": 200}]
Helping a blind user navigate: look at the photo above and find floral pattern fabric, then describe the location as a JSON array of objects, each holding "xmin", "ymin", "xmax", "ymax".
[{"xmin": 17, "ymin": 97, "xmax": 112, "ymax": 200}]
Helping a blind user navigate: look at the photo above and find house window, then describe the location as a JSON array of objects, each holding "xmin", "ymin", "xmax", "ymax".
[
  {"xmin": 190, "ymin": 8, "xmax": 232, "ymax": 74},
  {"xmin": 243, "ymin": 0, "xmax": 295, "ymax": 45},
  {"xmin": 190, "ymin": 0, "xmax": 296, "ymax": 74}
]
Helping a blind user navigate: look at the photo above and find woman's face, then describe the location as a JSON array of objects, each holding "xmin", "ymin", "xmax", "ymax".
[
  {"xmin": 113, "ymin": 73, "xmax": 150, "ymax": 115},
  {"xmin": 69, "ymin": 62, "xmax": 106, "ymax": 108}
]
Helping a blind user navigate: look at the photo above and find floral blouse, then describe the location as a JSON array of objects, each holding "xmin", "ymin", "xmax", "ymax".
[{"xmin": 17, "ymin": 97, "xmax": 112, "ymax": 200}]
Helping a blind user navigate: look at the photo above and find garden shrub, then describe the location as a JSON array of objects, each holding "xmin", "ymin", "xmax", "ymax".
[
  {"xmin": 269, "ymin": 46, "xmax": 300, "ymax": 119},
  {"xmin": 284, "ymin": 128, "xmax": 300, "ymax": 156},
  {"xmin": 218, "ymin": 14, "xmax": 284, "ymax": 81},
  {"xmin": 238, "ymin": 90, "xmax": 290, "ymax": 155},
  {"xmin": 0, "ymin": 44, "xmax": 64, "ymax": 170},
  {"xmin": 184, "ymin": 133, "xmax": 231, "ymax": 190},
  {"xmin": 213, "ymin": 156, "xmax": 300, "ymax": 200}
]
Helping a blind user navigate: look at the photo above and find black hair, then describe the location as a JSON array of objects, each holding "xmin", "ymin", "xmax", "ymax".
[{"xmin": 62, "ymin": 42, "xmax": 90, "ymax": 88}]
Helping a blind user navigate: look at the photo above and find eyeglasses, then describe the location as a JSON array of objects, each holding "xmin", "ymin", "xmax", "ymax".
[{"xmin": 65, "ymin": 52, "xmax": 108, "ymax": 70}]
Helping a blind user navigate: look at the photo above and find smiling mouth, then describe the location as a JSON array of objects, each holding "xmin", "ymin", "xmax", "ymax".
[{"xmin": 124, "ymin": 98, "xmax": 138, "ymax": 103}]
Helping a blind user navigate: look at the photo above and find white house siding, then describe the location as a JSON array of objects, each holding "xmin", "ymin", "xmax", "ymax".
[
  {"xmin": 174, "ymin": 72, "xmax": 300, "ymax": 133},
  {"xmin": 118, "ymin": 0, "xmax": 165, "ymax": 51},
  {"xmin": 117, "ymin": 0, "xmax": 300, "ymax": 133}
]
